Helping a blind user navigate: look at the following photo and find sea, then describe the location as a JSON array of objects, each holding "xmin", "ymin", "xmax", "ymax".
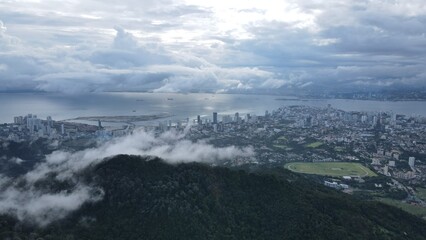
[{"xmin": 0, "ymin": 92, "xmax": 425, "ymax": 126}]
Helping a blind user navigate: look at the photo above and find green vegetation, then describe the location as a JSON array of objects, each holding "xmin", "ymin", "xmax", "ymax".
[
  {"xmin": 0, "ymin": 139, "xmax": 54, "ymax": 177},
  {"xmin": 273, "ymin": 145, "xmax": 292, "ymax": 151},
  {"xmin": 285, "ymin": 162, "xmax": 377, "ymax": 177},
  {"xmin": 277, "ymin": 136, "xmax": 288, "ymax": 141},
  {"xmin": 0, "ymin": 155, "xmax": 424, "ymax": 239},
  {"xmin": 273, "ymin": 144, "xmax": 286, "ymax": 149},
  {"xmin": 416, "ymin": 188, "xmax": 426, "ymax": 201},
  {"xmin": 305, "ymin": 141, "xmax": 323, "ymax": 148},
  {"xmin": 378, "ymin": 198, "xmax": 426, "ymax": 220},
  {"xmin": 334, "ymin": 146, "xmax": 345, "ymax": 152}
]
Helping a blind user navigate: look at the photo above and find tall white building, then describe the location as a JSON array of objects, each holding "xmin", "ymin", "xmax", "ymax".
[
  {"xmin": 409, "ymin": 157, "xmax": 415, "ymax": 167},
  {"xmin": 384, "ymin": 165, "xmax": 389, "ymax": 176}
]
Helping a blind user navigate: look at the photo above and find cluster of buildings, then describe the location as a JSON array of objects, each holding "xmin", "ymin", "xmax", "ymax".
[
  {"xmin": 2, "ymin": 114, "xmax": 62, "ymax": 141},
  {"xmin": 1, "ymin": 106, "xmax": 425, "ymax": 188},
  {"xmin": 14, "ymin": 114, "xmax": 57, "ymax": 136},
  {"xmin": 324, "ymin": 181, "xmax": 349, "ymax": 190},
  {"xmin": 0, "ymin": 105, "xmax": 425, "ymax": 209},
  {"xmin": 0, "ymin": 114, "xmax": 99, "ymax": 142},
  {"xmin": 176, "ymin": 106, "xmax": 425, "ymax": 205},
  {"xmin": 182, "ymin": 105, "xmax": 425, "ymax": 183}
]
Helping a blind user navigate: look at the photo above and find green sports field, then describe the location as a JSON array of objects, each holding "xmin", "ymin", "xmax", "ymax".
[
  {"xmin": 305, "ymin": 141, "xmax": 323, "ymax": 148},
  {"xmin": 285, "ymin": 162, "xmax": 377, "ymax": 177}
]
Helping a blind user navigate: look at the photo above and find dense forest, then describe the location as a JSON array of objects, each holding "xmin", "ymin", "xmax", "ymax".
[{"xmin": 1, "ymin": 155, "xmax": 426, "ymax": 240}]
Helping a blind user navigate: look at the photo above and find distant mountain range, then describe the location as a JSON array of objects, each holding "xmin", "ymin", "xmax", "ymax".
[{"xmin": 1, "ymin": 155, "xmax": 426, "ymax": 240}]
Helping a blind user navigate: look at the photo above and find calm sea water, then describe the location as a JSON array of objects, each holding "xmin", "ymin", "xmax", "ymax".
[{"xmin": 0, "ymin": 92, "xmax": 425, "ymax": 125}]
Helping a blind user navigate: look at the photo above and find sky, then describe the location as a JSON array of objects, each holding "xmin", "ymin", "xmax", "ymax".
[{"xmin": 1, "ymin": 0, "xmax": 426, "ymax": 93}]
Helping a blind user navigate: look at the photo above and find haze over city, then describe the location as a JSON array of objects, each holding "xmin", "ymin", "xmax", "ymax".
[{"xmin": 1, "ymin": 0, "xmax": 426, "ymax": 93}]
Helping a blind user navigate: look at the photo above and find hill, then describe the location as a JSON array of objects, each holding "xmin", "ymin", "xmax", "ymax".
[{"xmin": 1, "ymin": 155, "xmax": 426, "ymax": 240}]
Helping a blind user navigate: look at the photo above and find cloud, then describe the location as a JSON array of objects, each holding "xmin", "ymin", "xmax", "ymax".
[
  {"xmin": 0, "ymin": 21, "xmax": 281, "ymax": 93},
  {"xmin": 0, "ymin": 181, "xmax": 102, "ymax": 227},
  {"xmin": 0, "ymin": 20, "xmax": 6, "ymax": 33},
  {"xmin": 0, "ymin": 20, "xmax": 21, "ymax": 51},
  {"xmin": 9, "ymin": 157, "xmax": 25, "ymax": 165},
  {"xmin": 1, "ymin": 1, "xmax": 426, "ymax": 93},
  {"xmin": 0, "ymin": 129, "xmax": 254, "ymax": 226},
  {"xmin": 1, "ymin": 142, "xmax": 9, "ymax": 149}
]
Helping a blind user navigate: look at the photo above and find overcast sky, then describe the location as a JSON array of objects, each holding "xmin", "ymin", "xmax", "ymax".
[{"xmin": 1, "ymin": 0, "xmax": 425, "ymax": 93}]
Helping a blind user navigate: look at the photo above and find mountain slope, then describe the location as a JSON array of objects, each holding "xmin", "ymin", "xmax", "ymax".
[{"xmin": 1, "ymin": 155, "xmax": 426, "ymax": 240}]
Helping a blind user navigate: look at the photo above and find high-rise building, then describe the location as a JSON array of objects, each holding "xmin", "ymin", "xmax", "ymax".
[
  {"xmin": 305, "ymin": 116, "xmax": 312, "ymax": 127},
  {"xmin": 372, "ymin": 116, "xmax": 378, "ymax": 127},
  {"xmin": 213, "ymin": 112, "xmax": 218, "ymax": 124},
  {"xmin": 158, "ymin": 121, "xmax": 166, "ymax": 132},
  {"xmin": 384, "ymin": 165, "xmax": 389, "ymax": 175},
  {"xmin": 234, "ymin": 112, "xmax": 240, "ymax": 123},
  {"xmin": 391, "ymin": 112, "xmax": 397, "ymax": 122},
  {"xmin": 46, "ymin": 116, "xmax": 53, "ymax": 127},
  {"xmin": 13, "ymin": 116, "xmax": 24, "ymax": 125},
  {"xmin": 222, "ymin": 115, "xmax": 232, "ymax": 123},
  {"xmin": 197, "ymin": 115, "xmax": 202, "ymax": 125},
  {"xmin": 26, "ymin": 114, "xmax": 41, "ymax": 134},
  {"xmin": 409, "ymin": 157, "xmax": 415, "ymax": 167}
]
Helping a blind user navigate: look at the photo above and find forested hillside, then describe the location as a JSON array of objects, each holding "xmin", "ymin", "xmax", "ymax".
[{"xmin": 1, "ymin": 155, "xmax": 425, "ymax": 240}]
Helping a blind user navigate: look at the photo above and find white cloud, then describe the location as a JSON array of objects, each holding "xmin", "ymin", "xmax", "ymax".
[
  {"xmin": 0, "ymin": 182, "xmax": 102, "ymax": 227},
  {"xmin": 0, "ymin": 22, "xmax": 284, "ymax": 93},
  {"xmin": 0, "ymin": 20, "xmax": 6, "ymax": 33},
  {"xmin": 1, "ymin": 0, "xmax": 426, "ymax": 93},
  {"xmin": 0, "ymin": 129, "xmax": 254, "ymax": 226},
  {"xmin": 9, "ymin": 157, "xmax": 25, "ymax": 164}
]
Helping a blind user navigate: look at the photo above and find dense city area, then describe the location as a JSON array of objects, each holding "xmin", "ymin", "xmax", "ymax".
[{"xmin": 1, "ymin": 105, "xmax": 426, "ymax": 219}]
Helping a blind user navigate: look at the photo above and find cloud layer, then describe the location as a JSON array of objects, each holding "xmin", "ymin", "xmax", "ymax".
[
  {"xmin": 1, "ymin": 0, "xmax": 426, "ymax": 93},
  {"xmin": 0, "ymin": 129, "xmax": 253, "ymax": 226}
]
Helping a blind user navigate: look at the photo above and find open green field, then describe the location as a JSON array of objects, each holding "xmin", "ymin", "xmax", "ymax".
[
  {"xmin": 277, "ymin": 136, "xmax": 288, "ymax": 141},
  {"xmin": 305, "ymin": 141, "xmax": 323, "ymax": 148},
  {"xmin": 378, "ymin": 198, "xmax": 426, "ymax": 220},
  {"xmin": 273, "ymin": 145, "xmax": 293, "ymax": 151},
  {"xmin": 416, "ymin": 188, "xmax": 426, "ymax": 201},
  {"xmin": 273, "ymin": 145, "xmax": 287, "ymax": 149},
  {"xmin": 285, "ymin": 162, "xmax": 377, "ymax": 177},
  {"xmin": 334, "ymin": 146, "xmax": 345, "ymax": 152}
]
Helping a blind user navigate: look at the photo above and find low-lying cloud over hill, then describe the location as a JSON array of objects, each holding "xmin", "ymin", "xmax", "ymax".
[{"xmin": 0, "ymin": 129, "xmax": 253, "ymax": 226}]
